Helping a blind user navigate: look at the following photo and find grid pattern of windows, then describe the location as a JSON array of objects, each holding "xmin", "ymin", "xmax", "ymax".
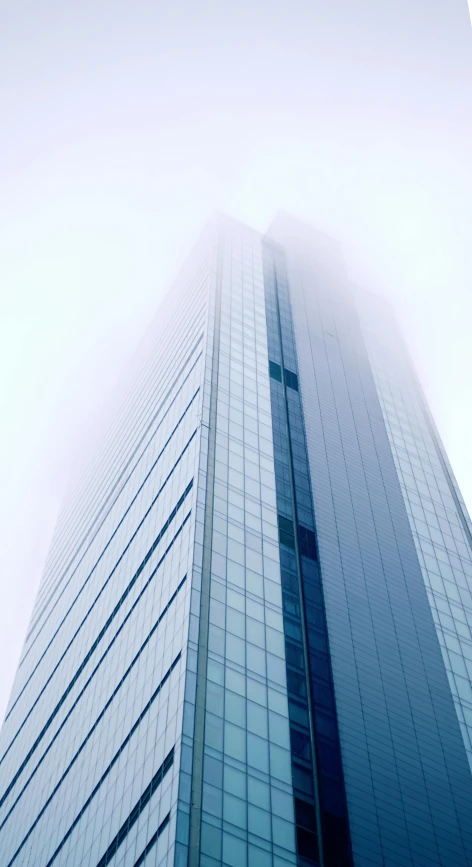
[
  {"xmin": 178, "ymin": 218, "xmax": 298, "ymax": 867},
  {"xmin": 0, "ymin": 231, "xmax": 214, "ymax": 867},
  {"xmin": 3, "ymin": 213, "xmax": 472, "ymax": 867},
  {"xmin": 269, "ymin": 214, "xmax": 472, "ymax": 867},
  {"xmin": 263, "ymin": 239, "xmax": 352, "ymax": 867},
  {"xmin": 357, "ymin": 289, "xmax": 472, "ymax": 774}
]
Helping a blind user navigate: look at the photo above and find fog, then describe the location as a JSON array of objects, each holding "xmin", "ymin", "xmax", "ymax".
[{"xmin": 1, "ymin": 0, "xmax": 471, "ymax": 720}]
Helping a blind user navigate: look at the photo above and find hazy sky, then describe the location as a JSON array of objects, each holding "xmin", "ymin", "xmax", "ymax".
[{"xmin": 1, "ymin": 0, "xmax": 471, "ymax": 721}]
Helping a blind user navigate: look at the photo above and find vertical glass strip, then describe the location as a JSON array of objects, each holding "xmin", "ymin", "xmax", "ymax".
[
  {"xmin": 186, "ymin": 221, "xmax": 298, "ymax": 867},
  {"xmin": 262, "ymin": 238, "xmax": 353, "ymax": 867}
]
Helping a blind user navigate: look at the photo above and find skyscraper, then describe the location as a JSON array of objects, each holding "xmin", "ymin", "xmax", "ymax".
[{"xmin": 1, "ymin": 212, "xmax": 471, "ymax": 867}]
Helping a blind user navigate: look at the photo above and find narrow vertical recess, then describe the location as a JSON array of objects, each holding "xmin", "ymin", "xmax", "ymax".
[
  {"xmin": 262, "ymin": 238, "xmax": 353, "ymax": 867},
  {"xmin": 188, "ymin": 242, "xmax": 223, "ymax": 866}
]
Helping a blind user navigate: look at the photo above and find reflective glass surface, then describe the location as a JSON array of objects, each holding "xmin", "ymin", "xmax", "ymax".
[
  {"xmin": 0, "ymin": 235, "xmax": 213, "ymax": 867},
  {"xmin": 268, "ymin": 213, "xmax": 472, "ymax": 867},
  {"xmin": 2, "ymin": 214, "xmax": 472, "ymax": 867},
  {"xmin": 357, "ymin": 288, "xmax": 472, "ymax": 774}
]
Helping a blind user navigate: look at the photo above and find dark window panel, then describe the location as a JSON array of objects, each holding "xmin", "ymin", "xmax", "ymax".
[
  {"xmin": 269, "ymin": 360, "xmax": 282, "ymax": 381},
  {"xmin": 296, "ymin": 826, "xmax": 320, "ymax": 864},
  {"xmin": 284, "ymin": 369, "xmax": 299, "ymax": 390}
]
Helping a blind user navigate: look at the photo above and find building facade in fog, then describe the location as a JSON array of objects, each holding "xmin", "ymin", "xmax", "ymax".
[{"xmin": 1, "ymin": 213, "xmax": 472, "ymax": 867}]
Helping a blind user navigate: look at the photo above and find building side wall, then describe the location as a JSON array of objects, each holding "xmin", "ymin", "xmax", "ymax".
[
  {"xmin": 356, "ymin": 288, "xmax": 472, "ymax": 774},
  {"xmin": 0, "ymin": 230, "xmax": 215, "ymax": 867},
  {"xmin": 274, "ymin": 225, "xmax": 472, "ymax": 867},
  {"xmin": 18, "ymin": 229, "xmax": 213, "ymax": 693}
]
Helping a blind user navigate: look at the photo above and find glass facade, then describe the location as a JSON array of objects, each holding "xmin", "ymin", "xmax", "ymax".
[
  {"xmin": 1, "ymin": 213, "xmax": 471, "ymax": 867},
  {"xmin": 0, "ymin": 229, "xmax": 212, "ymax": 867},
  {"xmin": 356, "ymin": 287, "xmax": 472, "ymax": 775}
]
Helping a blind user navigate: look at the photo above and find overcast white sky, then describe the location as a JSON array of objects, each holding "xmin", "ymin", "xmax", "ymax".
[{"xmin": 1, "ymin": 0, "xmax": 471, "ymax": 721}]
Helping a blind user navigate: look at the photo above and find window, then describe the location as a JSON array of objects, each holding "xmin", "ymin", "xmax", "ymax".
[
  {"xmin": 269, "ymin": 360, "xmax": 282, "ymax": 382},
  {"xmin": 284, "ymin": 368, "xmax": 299, "ymax": 391},
  {"xmin": 298, "ymin": 525, "xmax": 317, "ymax": 560}
]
